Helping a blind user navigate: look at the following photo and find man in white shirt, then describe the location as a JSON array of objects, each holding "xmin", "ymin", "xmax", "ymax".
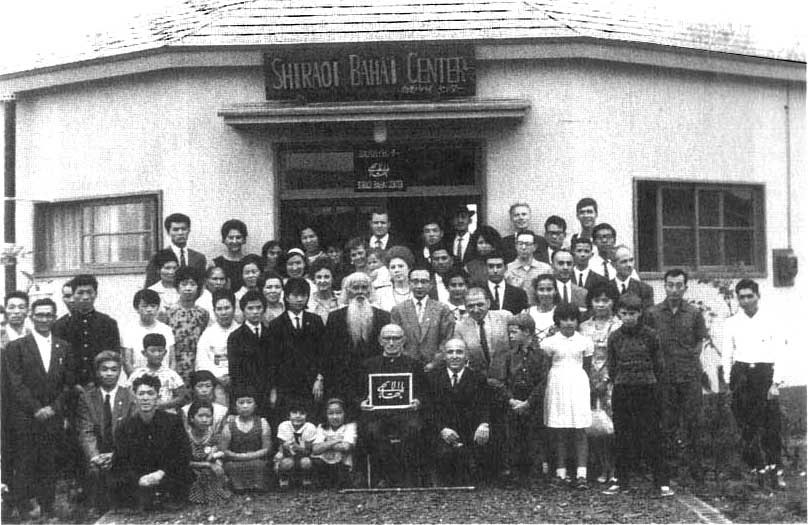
[
  {"xmin": 505, "ymin": 232, "xmax": 552, "ymax": 306},
  {"xmin": 367, "ymin": 209, "xmax": 405, "ymax": 250},
  {"xmin": 570, "ymin": 237, "xmax": 609, "ymax": 291},
  {"xmin": 551, "ymin": 249, "xmax": 587, "ymax": 311},
  {"xmin": 144, "ymin": 213, "xmax": 207, "ymax": 288},
  {"xmin": 121, "ymin": 289, "xmax": 175, "ymax": 375},
  {"xmin": 722, "ymin": 279, "xmax": 786, "ymax": 489},
  {"xmin": 195, "ymin": 290, "xmax": 240, "ymax": 406}
]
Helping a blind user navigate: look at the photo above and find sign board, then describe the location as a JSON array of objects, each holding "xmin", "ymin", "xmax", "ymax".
[
  {"xmin": 354, "ymin": 146, "xmax": 405, "ymax": 192},
  {"xmin": 368, "ymin": 373, "xmax": 413, "ymax": 409},
  {"xmin": 265, "ymin": 45, "xmax": 475, "ymax": 101}
]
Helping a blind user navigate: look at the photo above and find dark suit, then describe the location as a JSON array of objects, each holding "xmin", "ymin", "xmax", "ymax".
[
  {"xmin": 4, "ymin": 334, "xmax": 72, "ymax": 510},
  {"xmin": 390, "ymin": 298, "xmax": 455, "ymax": 368},
  {"xmin": 323, "ymin": 306, "xmax": 391, "ymax": 407},
  {"xmin": 267, "ymin": 311, "xmax": 325, "ymax": 418},
  {"xmin": 76, "ymin": 385, "xmax": 136, "ymax": 507},
  {"xmin": 426, "ymin": 367, "xmax": 490, "ymax": 484},
  {"xmin": 573, "ymin": 268, "xmax": 610, "ymax": 291},
  {"xmin": 110, "ymin": 410, "xmax": 193, "ymax": 507},
  {"xmin": 502, "ymin": 234, "xmax": 551, "ymax": 264},
  {"xmin": 611, "ymin": 278, "xmax": 655, "ymax": 311},
  {"xmin": 227, "ymin": 323, "xmax": 272, "ymax": 415},
  {"xmin": 53, "ymin": 310, "xmax": 120, "ymax": 388},
  {"xmin": 555, "ymin": 279, "xmax": 589, "ymax": 311},
  {"xmin": 144, "ymin": 247, "xmax": 207, "ymax": 288},
  {"xmin": 484, "ymin": 281, "xmax": 528, "ymax": 315}
]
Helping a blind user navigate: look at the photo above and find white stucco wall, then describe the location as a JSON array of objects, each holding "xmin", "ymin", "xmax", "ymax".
[{"xmin": 8, "ymin": 53, "xmax": 806, "ymax": 383}]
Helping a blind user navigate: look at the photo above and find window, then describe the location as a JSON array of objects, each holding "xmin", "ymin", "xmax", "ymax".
[
  {"xmin": 636, "ymin": 181, "xmax": 765, "ymax": 275},
  {"xmin": 35, "ymin": 193, "xmax": 160, "ymax": 274}
]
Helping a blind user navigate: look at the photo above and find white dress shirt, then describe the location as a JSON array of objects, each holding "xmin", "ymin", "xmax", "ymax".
[
  {"xmin": 573, "ymin": 267, "xmax": 590, "ymax": 288},
  {"xmin": 412, "ymin": 297, "xmax": 426, "ymax": 324},
  {"xmin": 447, "ymin": 367, "xmax": 466, "ymax": 385},
  {"xmin": 32, "ymin": 330, "xmax": 52, "ymax": 373},
  {"xmin": 614, "ymin": 275, "xmax": 632, "ymax": 294},
  {"xmin": 487, "ymin": 281, "xmax": 504, "ymax": 309},
  {"xmin": 722, "ymin": 306, "xmax": 785, "ymax": 383},
  {"xmin": 288, "ymin": 311, "xmax": 303, "ymax": 329},
  {"xmin": 370, "ymin": 234, "xmax": 390, "ymax": 249},
  {"xmin": 453, "ymin": 232, "xmax": 470, "ymax": 260},
  {"xmin": 588, "ymin": 254, "xmax": 616, "ymax": 280},
  {"xmin": 555, "ymin": 280, "xmax": 572, "ymax": 302}
]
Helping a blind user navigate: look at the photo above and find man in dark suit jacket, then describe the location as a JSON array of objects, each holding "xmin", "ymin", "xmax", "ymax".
[
  {"xmin": 76, "ymin": 350, "xmax": 136, "ymax": 510},
  {"xmin": 324, "ymin": 272, "xmax": 391, "ymax": 407},
  {"xmin": 391, "ymin": 268, "xmax": 455, "ymax": 371},
  {"xmin": 484, "ymin": 253, "xmax": 528, "ymax": 314},
  {"xmin": 449, "ymin": 205, "xmax": 476, "ymax": 264},
  {"xmin": 611, "ymin": 245, "xmax": 654, "ymax": 311},
  {"xmin": 426, "ymin": 338, "xmax": 490, "ymax": 485},
  {"xmin": 52, "ymin": 274, "xmax": 120, "ymax": 389},
  {"xmin": 413, "ymin": 217, "xmax": 446, "ymax": 267},
  {"xmin": 144, "ymin": 213, "xmax": 207, "ymax": 288},
  {"xmin": 4, "ymin": 298, "xmax": 72, "ymax": 518},
  {"xmin": 267, "ymin": 278, "xmax": 326, "ymax": 420},
  {"xmin": 552, "ymin": 249, "xmax": 589, "ymax": 311},
  {"xmin": 367, "ymin": 209, "xmax": 408, "ymax": 251},
  {"xmin": 227, "ymin": 290, "xmax": 273, "ymax": 416}
]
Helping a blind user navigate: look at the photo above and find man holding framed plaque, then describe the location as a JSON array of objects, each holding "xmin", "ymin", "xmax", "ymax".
[{"xmin": 359, "ymin": 324, "xmax": 427, "ymax": 487}]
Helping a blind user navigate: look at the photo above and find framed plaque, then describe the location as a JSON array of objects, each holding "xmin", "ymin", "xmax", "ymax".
[{"xmin": 368, "ymin": 373, "xmax": 413, "ymax": 409}]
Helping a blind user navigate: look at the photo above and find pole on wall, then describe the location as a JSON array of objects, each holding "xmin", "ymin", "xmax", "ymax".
[{"xmin": 4, "ymin": 98, "xmax": 16, "ymax": 292}]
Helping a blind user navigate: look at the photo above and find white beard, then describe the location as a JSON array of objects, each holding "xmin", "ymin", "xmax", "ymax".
[{"xmin": 346, "ymin": 296, "xmax": 373, "ymax": 346}]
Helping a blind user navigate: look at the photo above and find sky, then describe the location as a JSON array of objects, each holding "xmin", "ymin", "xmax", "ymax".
[{"xmin": 0, "ymin": 0, "xmax": 804, "ymax": 72}]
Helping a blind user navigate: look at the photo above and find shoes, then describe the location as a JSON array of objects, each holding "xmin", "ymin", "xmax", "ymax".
[
  {"xmin": 773, "ymin": 469, "xmax": 787, "ymax": 489},
  {"xmin": 602, "ymin": 483, "xmax": 621, "ymax": 495},
  {"xmin": 596, "ymin": 475, "xmax": 608, "ymax": 484},
  {"xmin": 278, "ymin": 477, "xmax": 290, "ymax": 490},
  {"xmin": 575, "ymin": 477, "xmax": 588, "ymax": 490},
  {"xmin": 659, "ymin": 486, "xmax": 675, "ymax": 497}
]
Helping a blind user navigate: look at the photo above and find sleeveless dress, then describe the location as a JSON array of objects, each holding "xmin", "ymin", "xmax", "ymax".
[
  {"xmin": 541, "ymin": 331, "xmax": 594, "ymax": 429},
  {"xmin": 223, "ymin": 416, "xmax": 269, "ymax": 491},
  {"xmin": 580, "ymin": 316, "xmax": 622, "ymax": 414},
  {"xmin": 188, "ymin": 429, "xmax": 231, "ymax": 504}
]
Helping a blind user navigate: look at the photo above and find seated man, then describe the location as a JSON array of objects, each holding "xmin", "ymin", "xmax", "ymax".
[
  {"xmin": 76, "ymin": 351, "xmax": 136, "ymax": 512},
  {"xmin": 359, "ymin": 324, "xmax": 427, "ymax": 487},
  {"xmin": 426, "ymin": 338, "xmax": 490, "ymax": 485},
  {"xmin": 110, "ymin": 375, "xmax": 193, "ymax": 510}
]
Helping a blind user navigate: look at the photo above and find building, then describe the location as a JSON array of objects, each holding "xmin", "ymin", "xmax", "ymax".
[{"xmin": 1, "ymin": 1, "xmax": 805, "ymax": 383}]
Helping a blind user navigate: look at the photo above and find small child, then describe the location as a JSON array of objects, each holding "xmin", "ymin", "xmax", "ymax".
[
  {"xmin": 181, "ymin": 371, "xmax": 229, "ymax": 437},
  {"xmin": 128, "ymin": 333, "xmax": 186, "ymax": 413},
  {"xmin": 602, "ymin": 294, "xmax": 673, "ymax": 497},
  {"xmin": 366, "ymin": 248, "xmax": 393, "ymax": 310},
  {"xmin": 166, "ymin": 266, "xmax": 210, "ymax": 386},
  {"xmin": 274, "ymin": 403, "xmax": 317, "ymax": 489},
  {"xmin": 311, "ymin": 398, "xmax": 357, "ymax": 487},
  {"xmin": 187, "ymin": 401, "xmax": 231, "ymax": 504},
  {"xmin": 221, "ymin": 388, "xmax": 272, "ymax": 492}
]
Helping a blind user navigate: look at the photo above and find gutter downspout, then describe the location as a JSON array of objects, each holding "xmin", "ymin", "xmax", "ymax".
[{"xmin": 3, "ymin": 98, "xmax": 16, "ymax": 292}]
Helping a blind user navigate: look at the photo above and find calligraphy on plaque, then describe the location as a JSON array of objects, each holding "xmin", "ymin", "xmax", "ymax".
[
  {"xmin": 368, "ymin": 373, "xmax": 413, "ymax": 409},
  {"xmin": 265, "ymin": 44, "xmax": 475, "ymax": 101},
  {"xmin": 354, "ymin": 147, "xmax": 405, "ymax": 192}
]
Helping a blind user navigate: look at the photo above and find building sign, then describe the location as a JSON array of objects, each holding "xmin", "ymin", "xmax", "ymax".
[
  {"xmin": 368, "ymin": 373, "xmax": 413, "ymax": 409},
  {"xmin": 354, "ymin": 147, "xmax": 405, "ymax": 192},
  {"xmin": 265, "ymin": 45, "xmax": 475, "ymax": 101}
]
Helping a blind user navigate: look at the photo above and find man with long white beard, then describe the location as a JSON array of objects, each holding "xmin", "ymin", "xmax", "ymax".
[{"xmin": 323, "ymin": 272, "xmax": 391, "ymax": 411}]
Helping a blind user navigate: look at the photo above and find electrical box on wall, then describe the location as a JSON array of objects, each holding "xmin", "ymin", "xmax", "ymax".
[{"xmin": 772, "ymin": 249, "xmax": 798, "ymax": 287}]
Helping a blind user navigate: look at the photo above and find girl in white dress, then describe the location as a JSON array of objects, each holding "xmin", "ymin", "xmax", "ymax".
[{"xmin": 540, "ymin": 302, "xmax": 594, "ymax": 488}]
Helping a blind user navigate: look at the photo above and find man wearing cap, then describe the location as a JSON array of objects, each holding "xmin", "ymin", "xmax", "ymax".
[{"xmin": 450, "ymin": 205, "xmax": 475, "ymax": 264}]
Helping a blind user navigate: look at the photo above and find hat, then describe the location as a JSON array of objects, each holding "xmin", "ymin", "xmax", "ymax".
[{"xmin": 451, "ymin": 204, "xmax": 476, "ymax": 217}]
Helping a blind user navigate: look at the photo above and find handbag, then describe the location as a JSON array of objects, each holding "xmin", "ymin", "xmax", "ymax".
[{"xmin": 586, "ymin": 399, "xmax": 614, "ymax": 436}]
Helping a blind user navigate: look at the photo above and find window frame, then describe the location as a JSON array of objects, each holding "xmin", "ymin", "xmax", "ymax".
[
  {"xmin": 634, "ymin": 179, "xmax": 766, "ymax": 279},
  {"xmin": 34, "ymin": 191, "xmax": 163, "ymax": 277}
]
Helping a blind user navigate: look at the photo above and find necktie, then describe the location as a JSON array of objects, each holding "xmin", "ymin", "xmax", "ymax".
[
  {"xmin": 102, "ymin": 393, "xmax": 113, "ymax": 452},
  {"xmin": 416, "ymin": 300, "xmax": 423, "ymax": 322},
  {"xmin": 294, "ymin": 316, "xmax": 300, "ymax": 330},
  {"xmin": 563, "ymin": 283, "xmax": 569, "ymax": 303},
  {"xmin": 452, "ymin": 372, "xmax": 458, "ymax": 388},
  {"xmin": 180, "ymin": 248, "xmax": 187, "ymax": 267},
  {"xmin": 621, "ymin": 283, "xmax": 627, "ymax": 294},
  {"xmin": 455, "ymin": 236, "xmax": 462, "ymax": 259},
  {"xmin": 578, "ymin": 272, "xmax": 584, "ymax": 287},
  {"xmin": 602, "ymin": 260, "xmax": 609, "ymax": 278},
  {"xmin": 375, "ymin": 239, "xmax": 382, "ymax": 249},
  {"xmin": 479, "ymin": 319, "xmax": 490, "ymax": 365},
  {"xmin": 493, "ymin": 284, "xmax": 500, "ymax": 309},
  {"xmin": 254, "ymin": 325, "xmax": 260, "ymax": 338}
]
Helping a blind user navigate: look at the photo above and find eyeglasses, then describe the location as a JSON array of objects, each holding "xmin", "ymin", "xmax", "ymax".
[{"xmin": 516, "ymin": 241, "xmax": 534, "ymax": 246}]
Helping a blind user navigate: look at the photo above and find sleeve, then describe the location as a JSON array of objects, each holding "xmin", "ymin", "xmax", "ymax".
[
  {"xmin": 303, "ymin": 423, "xmax": 318, "ymax": 444},
  {"xmin": 313, "ymin": 425, "xmax": 325, "ymax": 445},
  {"xmin": 165, "ymin": 415, "xmax": 193, "ymax": 482},
  {"xmin": 342, "ymin": 422, "xmax": 358, "ymax": 445},
  {"xmin": 540, "ymin": 337, "xmax": 553, "ymax": 357},
  {"xmin": 694, "ymin": 308, "xmax": 708, "ymax": 342},
  {"xmin": 144, "ymin": 255, "xmax": 160, "ymax": 288},
  {"xmin": 438, "ymin": 305, "xmax": 455, "ymax": 347},
  {"xmin": 606, "ymin": 332, "xmax": 618, "ymax": 382},
  {"xmin": 721, "ymin": 316, "xmax": 736, "ymax": 377},
  {"xmin": 111, "ymin": 419, "xmax": 138, "ymax": 487},
  {"xmin": 162, "ymin": 323, "xmax": 176, "ymax": 349},
  {"xmin": 526, "ymin": 349, "xmax": 547, "ymax": 408},
  {"xmin": 195, "ymin": 328, "xmax": 214, "ymax": 372},
  {"xmin": 76, "ymin": 391, "xmax": 99, "ymax": 460},
  {"xmin": 649, "ymin": 331, "xmax": 663, "ymax": 382},
  {"xmin": 227, "ymin": 330, "xmax": 243, "ymax": 387},
  {"xmin": 276, "ymin": 421, "xmax": 293, "ymax": 442},
  {"xmin": 4, "ymin": 341, "xmax": 42, "ymax": 416},
  {"xmin": 581, "ymin": 335, "xmax": 595, "ymax": 357}
]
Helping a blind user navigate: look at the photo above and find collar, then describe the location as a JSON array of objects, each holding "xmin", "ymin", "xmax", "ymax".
[
  {"xmin": 371, "ymin": 233, "xmax": 389, "ymax": 244},
  {"xmin": 32, "ymin": 329, "xmax": 51, "ymax": 346},
  {"xmin": 76, "ymin": 309, "xmax": 97, "ymax": 320},
  {"xmin": 614, "ymin": 275, "xmax": 632, "ymax": 288},
  {"xmin": 412, "ymin": 296, "xmax": 428, "ymax": 307},
  {"xmin": 575, "ymin": 267, "xmax": 589, "ymax": 276},
  {"xmin": 447, "ymin": 367, "xmax": 466, "ymax": 380},
  {"xmin": 287, "ymin": 310, "xmax": 303, "ymax": 322},
  {"xmin": 662, "ymin": 299, "xmax": 689, "ymax": 313},
  {"xmin": 244, "ymin": 320, "xmax": 262, "ymax": 332},
  {"xmin": 100, "ymin": 384, "xmax": 119, "ymax": 400},
  {"xmin": 454, "ymin": 231, "xmax": 469, "ymax": 240}
]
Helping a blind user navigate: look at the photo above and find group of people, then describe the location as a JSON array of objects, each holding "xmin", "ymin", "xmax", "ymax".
[{"xmin": 0, "ymin": 198, "xmax": 787, "ymax": 519}]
